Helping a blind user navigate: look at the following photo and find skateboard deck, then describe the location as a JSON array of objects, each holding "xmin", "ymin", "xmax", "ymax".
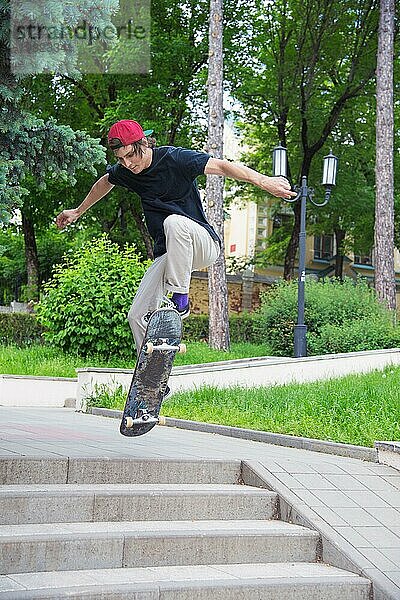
[{"xmin": 120, "ymin": 308, "xmax": 184, "ymax": 437}]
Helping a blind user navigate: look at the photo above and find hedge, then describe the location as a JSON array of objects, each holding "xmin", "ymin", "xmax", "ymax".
[
  {"xmin": 0, "ymin": 313, "xmax": 44, "ymax": 346},
  {"xmin": 183, "ymin": 312, "xmax": 260, "ymax": 343}
]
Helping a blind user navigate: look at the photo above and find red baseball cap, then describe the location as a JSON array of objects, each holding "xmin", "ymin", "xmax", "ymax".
[{"xmin": 108, "ymin": 120, "xmax": 153, "ymax": 147}]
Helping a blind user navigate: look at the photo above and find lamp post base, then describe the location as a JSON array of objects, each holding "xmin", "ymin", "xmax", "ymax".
[{"xmin": 294, "ymin": 325, "xmax": 307, "ymax": 358}]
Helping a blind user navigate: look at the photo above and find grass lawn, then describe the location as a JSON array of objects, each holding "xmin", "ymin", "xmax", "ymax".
[
  {"xmin": 0, "ymin": 341, "xmax": 273, "ymax": 378},
  {"xmin": 88, "ymin": 366, "xmax": 400, "ymax": 448},
  {"xmin": 3, "ymin": 342, "xmax": 399, "ymax": 447}
]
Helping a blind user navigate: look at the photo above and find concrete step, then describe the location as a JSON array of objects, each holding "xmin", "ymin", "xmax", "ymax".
[
  {"xmin": 375, "ymin": 440, "xmax": 400, "ymax": 471},
  {"xmin": 0, "ymin": 520, "xmax": 319, "ymax": 575},
  {"xmin": 0, "ymin": 562, "xmax": 371, "ymax": 599},
  {"xmin": 0, "ymin": 484, "xmax": 278, "ymax": 525},
  {"xmin": 0, "ymin": 457, "xmax": 241, "ymax": 485}
]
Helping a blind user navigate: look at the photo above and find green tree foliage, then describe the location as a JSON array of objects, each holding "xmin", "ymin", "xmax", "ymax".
[
  {"xmin": 224, "ymin": 0, "xmax": 379, "ymax": 278},
  {"xmin": 257, "ymin": 277, "xmax": 395, "ymax": 356},
  {"xmin": 36, "ymin": 235, "xmax": 150, "ymax": 357},
  {"xmin": 0, "ymin": 0, "xmax": 111, "ymax": 219},
  {"xmin": 307, "ymin": 95, "xmax": 376, "ymax": 277},
  {"xmin": 0, "ymin": 0, "xmax": 121, "ymax": 298},
  {"xmin": 11, "ymin": 0, "xmax": 225, "ymax": 280},
  {"xmin": 0, "ymin": 227, "xmax": 25, "ymax": 304},
  {"xmin": 0, "ymin": 225, "xmax": 87, "ymax": 303}
]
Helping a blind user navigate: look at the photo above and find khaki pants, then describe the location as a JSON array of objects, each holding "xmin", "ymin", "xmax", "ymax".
[{"xmin": 128, "ymin": 214, "xmax": 220, "ymax": 353}]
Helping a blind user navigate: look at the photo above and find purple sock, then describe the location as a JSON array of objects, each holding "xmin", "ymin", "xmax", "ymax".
[{"xmin": 172, "ymin": 293, "xmax": 189, "ymax": 310}]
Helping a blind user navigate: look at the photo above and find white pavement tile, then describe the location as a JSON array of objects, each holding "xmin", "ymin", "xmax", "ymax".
[
  {"xmin": 335, "ymin": 508, "xmax": 381, "ymax": 527},
  {"xmin": 343, "ymin": 490, "xmax": 391, "ymax": 508},
  {"xmin": 353, "ymin": 475, "xmax": 399, "ymax": 492},
  {"xmin": 274, "ymin": 461, "xmax": 319, "ymax": 474},
  {"xmin": 374, "ymin": 489, "xmax": 400, "ymax": 508},
  {"xmin": 332, "ymin": 462, "xmax": 379, "ymax": 475},
  {"xmin": 364, "ymin": 507, "xmax": 400, "ymax": 528},
  {"xmin": 291, "ymin": 474, "xmax": 336, "ymax": 490},
  {"xmin": 385, "ymin": 571, "xmax": 400, "ymax": 587},
  {"xmin": 291, "ymin": 490, "xmax": 325, "ymax": 507},
  {"xmin": 335, "ymin": 526, "xmax": 373, "ymax": 548},
  {"xmin": 383, "ymin": 477, "xmax": 400, "ymax": 491},
  {"xmin": 354, "ymin": 527, "xmax": 400, "ymax": 549},
  {"xmin": 301, "ymin": 462, "xmax": 349, "ymax": 475},
  {"xmin": 380, "ymin": 548, "xmax": 400, "ymax": 564},
  {"xmin": 273, "ymin": 473, "xmax": 305, "ymax": 489},
  {"xmin": 365, "ymin": 464, "xmax": 399, "ymax": 475},
  {"xmin": 359, "ymin": 548, "xmax": 399, "ymax": 571},
  {"xmin": 307, "ymin": 505, "xmax": 347, "ymax": 526},
  {"xmin": 322, "ymin": 474, "xmax": 369, "ymax": 491},
  {"xmin": 309, "ymin": 490, "xmax": 359, "ymax": 508}
]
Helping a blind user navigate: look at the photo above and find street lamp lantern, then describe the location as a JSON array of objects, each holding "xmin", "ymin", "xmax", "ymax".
[
  {"xmin": 272, "ymin": 143, "xmax": 288, "ymax": 178},
  {"xmin": 272, "ymin": 146, "xmax": 338, "ymax": 357},
  {"xmin": 322, "ymin": 150, "xmax": 338, "ymax": 186}
]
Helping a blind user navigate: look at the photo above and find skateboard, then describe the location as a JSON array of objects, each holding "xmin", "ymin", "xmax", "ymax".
[{"xmin": 120, "ymin": 307, "xmax": 186, "ymax": 437}]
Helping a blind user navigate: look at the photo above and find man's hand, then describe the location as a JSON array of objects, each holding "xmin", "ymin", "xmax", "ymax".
[
  {"xmin": 258, "ymin": 175, "xmax": 297, "ymax": 200},
  {"xmin": 56, "ymin": 208, "xmax": 80, "ymax": 230}
]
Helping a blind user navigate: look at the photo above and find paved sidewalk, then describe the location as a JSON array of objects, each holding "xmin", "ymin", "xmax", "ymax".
[{"xmin": 1, "ymin": 407, "xmax": 400, "ymax": 598}]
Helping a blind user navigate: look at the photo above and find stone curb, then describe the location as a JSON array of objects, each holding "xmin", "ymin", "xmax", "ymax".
[
  {"xmin": 374, "ymin": 441, "xmax": 400, "ymax": 452},
  {"xmin": 90, "ymin": 408, "xmax": 378, "ymax": 462},
  {"xmin": 77, "ymin": 347, "xmax": 400, "ymax": 376},
  {"xmin": 241, "ymin": 459, "xmax": 400, "ymax": 600},
  {"xmin": 0, "ymin": 374, "xmax": 76, "ymax": 382}
]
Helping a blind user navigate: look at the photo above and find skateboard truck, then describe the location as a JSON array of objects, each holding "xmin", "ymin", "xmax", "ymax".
[
  {"xmin": 125, "ymin": 412, "xmax": 159, "ymax": 428},
  {"xmin": 145, "ymin": 339, "xmax": 186, "ymax": 354}
]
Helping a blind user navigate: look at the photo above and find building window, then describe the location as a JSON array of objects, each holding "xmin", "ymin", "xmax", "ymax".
[
  {"xmin": 257, "ymin": 227, "xmax": 267, "ymax": 238},
  {"xmin": 354, "ymin": 252, "xmax": 373, "ymax": 266},
  {"xmin": 314, "ymin": 234, "xmax": 334, "ymax": 260}
]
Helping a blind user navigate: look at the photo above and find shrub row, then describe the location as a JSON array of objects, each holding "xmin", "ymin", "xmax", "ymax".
[
  {"xmin": 257, "ymin": 277, "xmax": 399, "ymax": 356},
  {"xmin": 183, "ymin": 312, "xmax": 259, "ymax": 343},
  {"xmin": 0, "ymin": 313, "xmax": 44, "ymax": 346},
  {"xmin": 3, "ymin": 304, "xmax": 400, "ymax": 356},
  {"xmin": 0, "ymin": 311, "xmax": 260, "ymax": 348},
  {"xmin": 8, "ymin": 235, "xmax": 400, "ymax": 358}
]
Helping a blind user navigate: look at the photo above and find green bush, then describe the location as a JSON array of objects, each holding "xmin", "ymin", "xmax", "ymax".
[
  {"xmin": 183, "ymin": 315, "xmax": 209, "ymax": 341},
  {"xmin": 183, "ymin": 312, "xmax": 259, "ymax": 343},
  {"xmin": 256, "ymin": 277, "xmax": 395, "ymax": 356},
  {"xmin": 36, "ymin": 235, "xmax": 150, "ymax": 357},
  {"xmin": 308, "ymin": 316, "xmax": 395, "ymax": 355},
  {"xmin": 0, "ymin": 313, "xmax": 44, "ymax": 345},
  {"xmin": 229, "ymin": 312, "xmax": 258, "ymax": 343}
]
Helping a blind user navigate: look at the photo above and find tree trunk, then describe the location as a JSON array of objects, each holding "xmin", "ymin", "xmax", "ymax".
[
  {"xmin": 374, "ymin": 0, "xmax": 396, "ymax": 311},
  {"xmin": 206, "ymin": 0, "xmax": 230, "ymax": 351},
  {"xmin": 21, "ymin": 210, "xmax": 40, "ymax": 300},
  {"xmin": 334, "ymin": 228, "xmax": 346, "ymax": 279},
  {"xmin": 283, "ymin": 200, "xmax": 301, "ymax": 280},
  {"xmin": 128, "ymin": 202, "xmax": 154, "ymax": 260}
]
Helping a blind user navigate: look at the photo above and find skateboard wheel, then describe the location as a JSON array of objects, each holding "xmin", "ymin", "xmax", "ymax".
[
  {"xmin": 145, "ymin": 342, "xmax": 154, "ymax": 354},
  {"xmin": 125, "ymin": 416, "xmax": 134, "ymax": 428},
  {"xmin": 178, "ymin": 343, "xmax": 187, "ymax": 354}
]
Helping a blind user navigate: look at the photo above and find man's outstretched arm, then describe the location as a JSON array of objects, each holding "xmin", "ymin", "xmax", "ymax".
[
  {"xmin": 56, "ymin": 174, "xmax": 115, "ymax": 229},
  {"xmin": 204, "ymin": 157, "xmax": 297, "ymax": 200}
]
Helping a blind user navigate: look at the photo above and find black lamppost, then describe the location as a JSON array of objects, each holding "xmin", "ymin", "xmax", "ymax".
[{"xmin": 272, "ymin": 145, "xmax": 338, "ymax": 358}]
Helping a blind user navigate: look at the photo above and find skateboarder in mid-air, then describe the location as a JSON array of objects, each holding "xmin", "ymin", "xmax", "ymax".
[{"xmin": 56, "ymin": 119, "xmax": 296, "ymax": 356}]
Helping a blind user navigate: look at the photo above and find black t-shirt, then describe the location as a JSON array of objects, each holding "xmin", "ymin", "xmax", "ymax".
[{"xmin": 106, "ymin": 146, "xmax": 221, "ymax": 258}]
